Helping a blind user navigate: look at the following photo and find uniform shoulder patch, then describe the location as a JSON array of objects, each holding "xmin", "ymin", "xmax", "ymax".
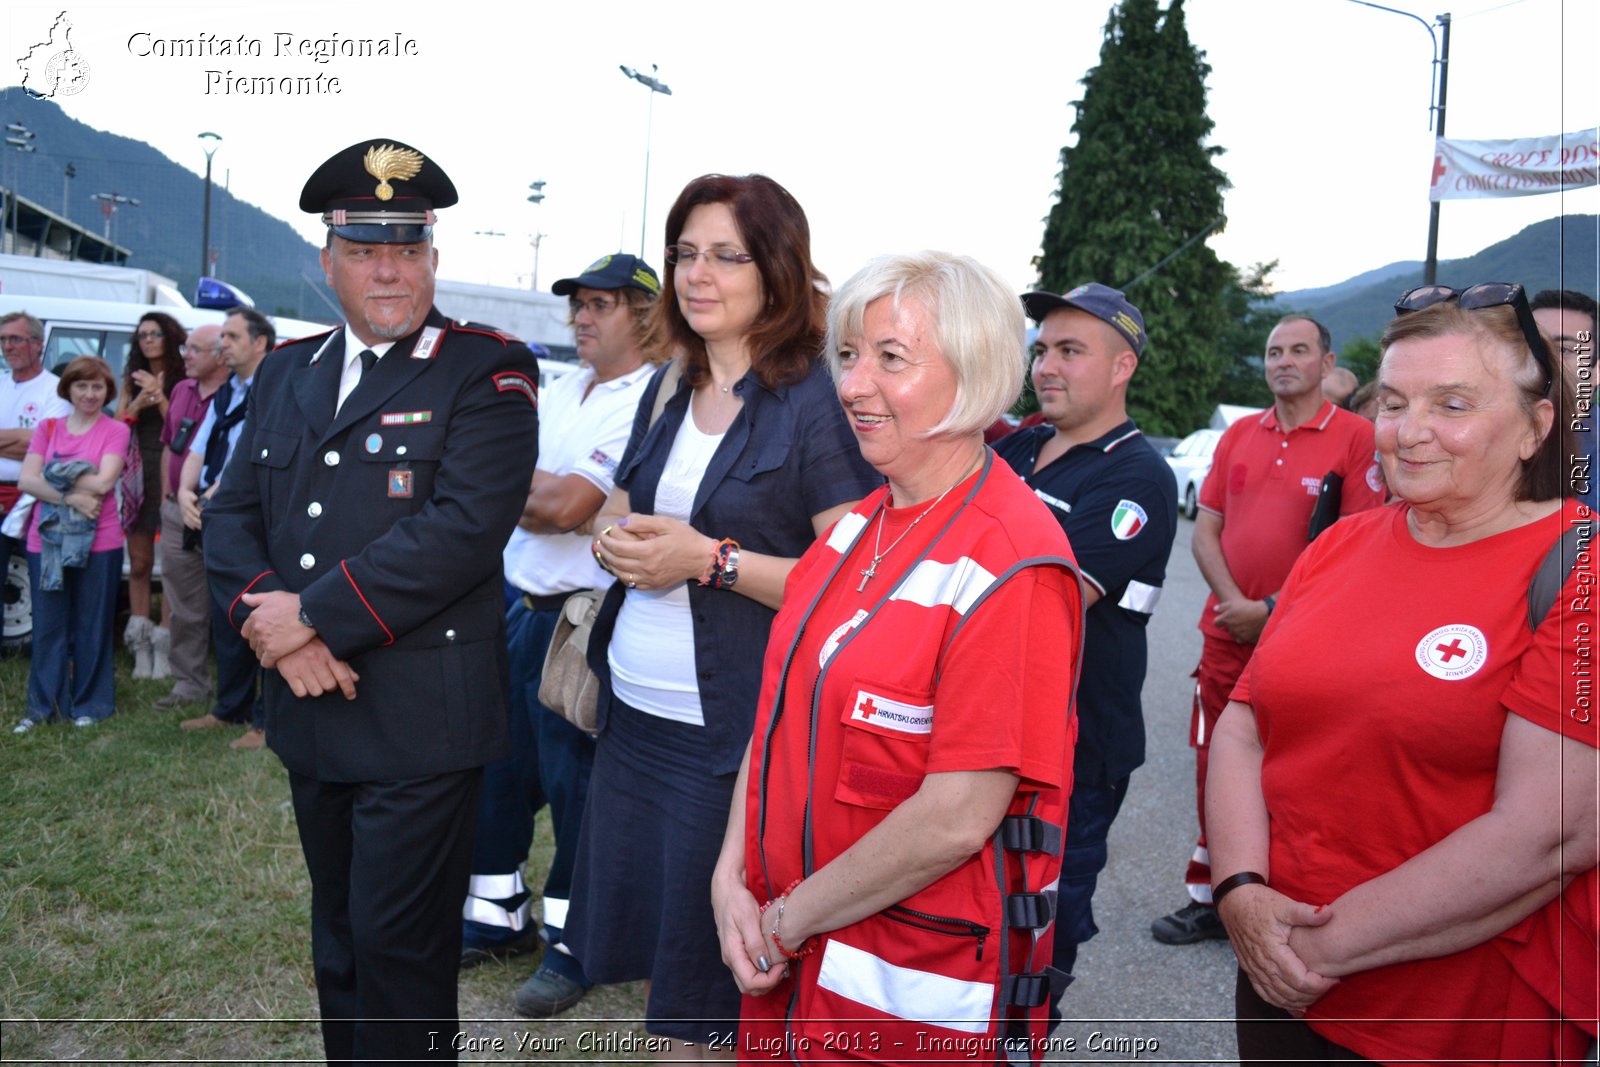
[
  {"xmin": 493, "ymin": 371, "xmax": 538, "ymax": 408},
  {"xmin": 452, "ymin": 320, "xmax": 522, "ymax": 345},
  {"xmin": 1110, "ymin": 499, "xmax": 1148, "ymax": 540}
]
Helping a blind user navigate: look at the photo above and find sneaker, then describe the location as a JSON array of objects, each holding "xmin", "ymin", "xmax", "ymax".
[
  {"xmin": 513, "ymin": 964, "xmax": 588, "ymax": 1019},
  {"xmin": 12, "ymin": 718, "xmax": 38, "ymax": 735},
  {"xmin": 1150, "ymin": 901, "xmax": 1228, "ymax": 945},
  {"xmin": 73, "ymin": 716, "xmax": 95, "ymax": 728},
  {"xmin": 460, "ymin": 926, "xmax": 543, "ymax": 969}
]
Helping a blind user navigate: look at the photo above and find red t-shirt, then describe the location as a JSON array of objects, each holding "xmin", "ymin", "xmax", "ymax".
[
  {"xmin": 1198, "ymin": 401, "xmax": 1383, "ymax": 640},
  {"xmin": 1235, "ymin": 501, "xmax": 1585, "ymax": 1063},
  {"xmin": 1498, "ymin": 522, "xmax": 1600, "ymax": 1043}
]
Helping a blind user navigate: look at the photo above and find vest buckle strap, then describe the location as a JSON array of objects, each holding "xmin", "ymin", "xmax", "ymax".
[
  {"xmin": 1000, "ymin": 971, "xmax": 1051, "ymax": 1009},
  {"xmin": 999, "ymin": 814, "xmax": 1063, "ymax": 856},
  {"xmin": 1005, "ymin": 891, "xmax": 1055, "ymax": 931}
]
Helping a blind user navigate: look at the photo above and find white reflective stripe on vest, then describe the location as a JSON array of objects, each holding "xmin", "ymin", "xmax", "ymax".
[
  {"xmin": 1118, "ymin": 579, "xmax": 1163, "ymax": 614},
  {"xmin": 826, "ymin": 511, "xmax": 869, "ymax": 553},
  {"xmin": 542, "ymin": 895, "xmax": 569, "ymax": 931},
  {"xmin": 467, "ymin": 870, "xmax": 526, "ymax": 900},
  {"xmin": 462, "ymin": 893, "xmax": 532, "ymax": 931},
  {"xmin": 815, "ymin": 938, "xmax": 995, "ymax": 1035},
  {"xmin": 888, "ymin": 556, "xmax": 997, "ymax": 616}
]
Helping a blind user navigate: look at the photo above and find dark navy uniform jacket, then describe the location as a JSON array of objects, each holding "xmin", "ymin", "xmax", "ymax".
[
  {"xmin": 994, "ymin": 420, "xmax": 1177, "ymax": 786},
  {"xmin": 204, "ymin": 307, "xmax": 539, "ymax": 782}
]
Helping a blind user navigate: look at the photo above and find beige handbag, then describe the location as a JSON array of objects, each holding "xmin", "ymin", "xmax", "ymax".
[{"xmin": 538, "ymin": 588, "xmax": 605, "ymax": 734}]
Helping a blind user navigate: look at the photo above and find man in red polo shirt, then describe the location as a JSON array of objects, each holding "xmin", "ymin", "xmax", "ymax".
[{"xmin": 1152, "ymin": 314, "xmax": 1384, "ymax": 945}]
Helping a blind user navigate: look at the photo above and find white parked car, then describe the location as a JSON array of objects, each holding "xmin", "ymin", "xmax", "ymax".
[{"xmin": 1165, "ymin": 428, "xmax": 1222, "ymax": 520}]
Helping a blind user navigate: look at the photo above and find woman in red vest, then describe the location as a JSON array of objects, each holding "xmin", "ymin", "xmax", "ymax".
[{"xmin": 712, "ymin": 251, "xmax": 1083, "ymax": 1064}]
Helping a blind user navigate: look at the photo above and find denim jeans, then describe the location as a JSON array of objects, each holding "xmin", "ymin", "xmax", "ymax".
[{"xmin": 26, "ymin": 548, "xmax": 120, "ymax": 722}]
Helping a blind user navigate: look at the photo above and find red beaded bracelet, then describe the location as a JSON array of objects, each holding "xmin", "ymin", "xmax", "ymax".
[{"xmin": 763, "ymin": 878, "xmax": 815, "ymax": 961}]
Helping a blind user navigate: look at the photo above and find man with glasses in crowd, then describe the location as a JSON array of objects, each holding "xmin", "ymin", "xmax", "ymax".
[
  {"xmin": 155, "ymin": 323, "xmax": 228, "ymax": 709},
  {"xmin": 179, "ymin": 308, "xmax": 275, "ymax": 749},
  {"xmin": 459, "ymin": 253, "xmax": 660, "ymax": 1020},
  {"xmin": 1153, "ymin": 314, "xmax": 1384, "ymax": 945},
  {"xmin": 0, "ymin": 312, "xmax": 69, "ymax": 632}
]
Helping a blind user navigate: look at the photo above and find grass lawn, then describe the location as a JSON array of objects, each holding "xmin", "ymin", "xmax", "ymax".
[{"xmin": 0, "ymin": 646, "xmax": 658, "ymax": 1063}]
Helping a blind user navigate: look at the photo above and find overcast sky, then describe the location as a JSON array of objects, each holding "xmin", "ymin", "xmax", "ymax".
[{"xmin": 4, "ymin": 0, "xmax": 1597, "ymax": 298}]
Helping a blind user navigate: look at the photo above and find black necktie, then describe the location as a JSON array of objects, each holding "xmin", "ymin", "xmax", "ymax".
[{"xmin": 358, "ymin": 349, "xmax": 378, "ymax": 376}]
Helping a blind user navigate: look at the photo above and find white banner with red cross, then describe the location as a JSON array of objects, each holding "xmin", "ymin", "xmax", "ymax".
[{"xmin": 1429, "ymin": 129, "xmax": 1600, "ymax": 201}]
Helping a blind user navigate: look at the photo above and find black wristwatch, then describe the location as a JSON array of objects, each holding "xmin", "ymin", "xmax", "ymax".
[{"xmin": 297, "ymin": 605, "xmax": 315, "ymax": 630}]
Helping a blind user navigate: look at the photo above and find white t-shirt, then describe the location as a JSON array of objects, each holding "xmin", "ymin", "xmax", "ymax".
[
  {"xmin": 503, "ymin": 362, "xmax": 653, "ymax": 596},
  {"xmin": 0, "ymin": 369, "xmax": 69, "ymax": 483},
  {"xmin": 608, "ymin": 409, "xmax": 726, "ymax": 726}
]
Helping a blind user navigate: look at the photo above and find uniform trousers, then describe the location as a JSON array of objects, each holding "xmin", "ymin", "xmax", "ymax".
[
  {"xmin": 288, "ymin": 767, "xmax": 483, "ymax": 1064},
  {"xmin": 464, "ymin": 594, "xmax": 595, "ymax": 983},
  {"xmin": 1185, "ymin": 634, "xmax": 1254, "ymax": 903},
  {"xmin": 158, "ymin": 497, "xmax": 211, "ymax": 700},
  {"xmin": 1049, "ymin": 773, "xmax": 1131, "ymax": 1022},
  {"xmin": 209, "ymin": 585, "xmax": 263, "ymax": 727}
]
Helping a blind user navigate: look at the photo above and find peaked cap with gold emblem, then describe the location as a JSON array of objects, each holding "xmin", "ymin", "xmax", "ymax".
[{"xmin": 299, "ymin": 138, "xmax": 459, "ymax": 244}]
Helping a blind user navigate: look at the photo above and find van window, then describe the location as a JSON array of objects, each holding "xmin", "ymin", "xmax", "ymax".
[{"xmin": 44, "ymin": 328, "xmax": 131, "ymax": 381}]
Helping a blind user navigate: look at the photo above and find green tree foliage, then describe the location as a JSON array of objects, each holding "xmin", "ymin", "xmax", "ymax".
[
  {"xmin": 1216, "ymin": 261, "xmax": 1280, "ymax": 410},
  {"xmin": 1035, "ymin": 0, "xmax": 1236, "ymax": 434}
]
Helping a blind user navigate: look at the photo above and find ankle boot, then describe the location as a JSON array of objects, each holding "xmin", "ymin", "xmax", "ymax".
[
  {"xmin": 125, "ymin": 616, "xmax": 154, "ymax": 679},
  {"xmin": 150, "ymin": 625, "xmax": 172, "ymax": 680}
]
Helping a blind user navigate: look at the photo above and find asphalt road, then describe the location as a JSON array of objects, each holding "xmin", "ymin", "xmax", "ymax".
[{"xmin": 1043, "ymin": 516, "xmax": 1243, "ymax": 1064}]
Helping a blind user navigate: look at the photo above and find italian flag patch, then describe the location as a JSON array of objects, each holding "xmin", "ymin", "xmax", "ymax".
[{"xmin": 1111, "ymin": 499, "xmax": 1148, "ymax": 540}]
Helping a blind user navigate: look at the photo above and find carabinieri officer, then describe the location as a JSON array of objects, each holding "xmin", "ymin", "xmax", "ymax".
[{"xmin": 203, "ymin": 138, "xmax": 539, "ymax": 1062}]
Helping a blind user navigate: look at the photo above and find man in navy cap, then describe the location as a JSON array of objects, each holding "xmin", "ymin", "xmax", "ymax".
[
  {"xmin": 458, "ymin": 253, "xmax": 661, "ymax": 1022},
  {"xmin": 204, "ymin": 139, "xmax": 540, "ymax": 1062},
  {"xmin": 995, "ymin": 283, "xmax": 1177, "ymax": 1010}
]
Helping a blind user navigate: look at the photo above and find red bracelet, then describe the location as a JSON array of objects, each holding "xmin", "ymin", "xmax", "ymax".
[{"xmin": 766, "ymin": 879, "xmax": 814, "ymax": 960}]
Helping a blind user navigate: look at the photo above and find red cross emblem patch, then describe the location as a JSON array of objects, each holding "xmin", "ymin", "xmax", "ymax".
[{"xmin": 1414, "ymin": 623, "xmax": 1488, "ymax": 681}]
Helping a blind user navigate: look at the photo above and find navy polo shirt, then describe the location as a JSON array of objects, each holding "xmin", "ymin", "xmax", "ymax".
[
  {"xmin": 602, "ymin": 359, "xmax": 883, "ymax": 777},
  {"xmin": 994, "ymin": 420, "xmax": 1178, "ymax": 785}
]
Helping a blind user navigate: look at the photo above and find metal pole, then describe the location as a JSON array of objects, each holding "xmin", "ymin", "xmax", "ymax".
[
  {"xmin": 201, "ymin": 152, "xmax": 214, "ymax": 281},
  {"xmin": 640, "ymin": 88, "xmax": 654, "ymax": 259},
  {"xmin": 1423, "ymin": 13, "xmax": 1451, "ymax": 286}
]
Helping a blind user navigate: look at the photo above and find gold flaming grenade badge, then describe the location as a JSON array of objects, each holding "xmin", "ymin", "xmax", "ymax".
[{"xmin": 363, "ymin": 144, "xmax": 424, "ymax": 201}]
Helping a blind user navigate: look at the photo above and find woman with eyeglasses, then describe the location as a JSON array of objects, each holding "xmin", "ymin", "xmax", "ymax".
[
  {"xmin": 120, "ymin": 310, "xmax": 186, "ymax": 681},
  {"xmin": 569, "ymin": 174, "xmax": 881, "ymax": 1054},
  {"xmin": 1208, "ymin": 283, "xmax": 1597, "ymax": 1063}
]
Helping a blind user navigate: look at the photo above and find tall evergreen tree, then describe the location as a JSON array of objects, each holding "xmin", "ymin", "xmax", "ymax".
[{"xmin": 1035, "ymin": 0, "xmax": 1235, "ymax": 435}]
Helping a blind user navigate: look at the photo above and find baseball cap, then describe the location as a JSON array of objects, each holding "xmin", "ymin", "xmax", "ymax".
[
  {"xmin": 1021, "ymin": 282, "xmax": 1146, "ymax": 355},
  {"xmin": 551, "ymin": 254, "xmax": 661, "ymax": 297}
]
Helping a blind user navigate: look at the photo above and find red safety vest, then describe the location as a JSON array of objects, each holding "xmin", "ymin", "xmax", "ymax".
[{"xmin": 743, "ymin": 456, "xmax": 1083, "ymax": 1064}]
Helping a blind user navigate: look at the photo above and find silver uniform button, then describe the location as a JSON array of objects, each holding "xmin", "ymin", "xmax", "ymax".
[
  {"xmin": 307, "ymin": 502, "xmax": 323, "ymax": 518},
  {"xmin": 445, "ymin": 629, "xmax": 457, "ymax": 641},
  {"xmin": 396, "ymin": 445, "xmax": 408, "ymax": 456},
  {"xmin": 324, "ymin": 450, "xmax": 340, "ymax": 466},
  {"xmin": 299, "ymin": 553, "xmax": 316, "ymax": 570},
  {"xmin": 260, "ymin": 447, "xmax": 269, "ymax": 459}
]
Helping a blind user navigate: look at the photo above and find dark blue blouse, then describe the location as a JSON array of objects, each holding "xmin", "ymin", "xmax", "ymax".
[{"xmin": 594, "ymin": 358, "xmax": 883, "ymax": 776}]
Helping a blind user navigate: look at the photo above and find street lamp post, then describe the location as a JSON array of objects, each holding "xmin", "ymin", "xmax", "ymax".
[
  {"xmin": 91, "ymin": 191, "xmax": 140, "ymax": 245},
  {"xmin": 527, "ymin": 180, "xmax": 546, "ymax": 291},
  {"xmin": 4, "ymin": 122, "xmax": 36, "ymax": 254},
  {"xmin": 619, "ymin": 65, "xmax": 671, "ymax": 259},
  {"xmin": 198, "ymin": 131, "xmax": 222, "ymax": 281},
  {"xmin": 1347, "ymin": 2, "xmax": 1451, "ymax": 285}
]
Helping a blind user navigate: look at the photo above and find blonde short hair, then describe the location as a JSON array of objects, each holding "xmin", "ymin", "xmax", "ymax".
[{"xmin": 825, "ymin": 251, "xmax": 1025, "ymax": 438}]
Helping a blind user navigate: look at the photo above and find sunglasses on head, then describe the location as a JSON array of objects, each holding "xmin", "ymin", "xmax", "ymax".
[{"xmin": 1393, "ymin": 282, "xmax": 1554, "ymax": 395}]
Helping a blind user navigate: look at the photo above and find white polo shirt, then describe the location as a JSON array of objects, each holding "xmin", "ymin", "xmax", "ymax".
[{"xmin": 503, "ymin": 361, "xmax": 654, "ymax": 597}]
